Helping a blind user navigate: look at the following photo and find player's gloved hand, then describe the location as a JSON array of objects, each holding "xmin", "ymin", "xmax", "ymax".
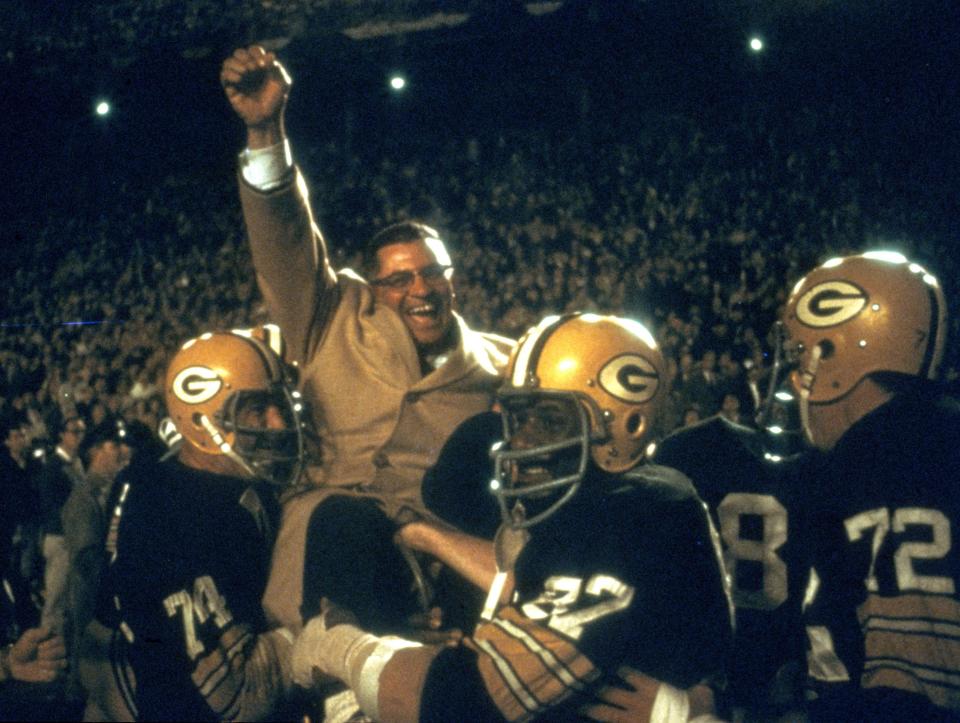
[
  {"xmin": 7, "ymin": 627, "xmax": 67, "ymax": 683},
  {"xmin": 220, "ymin": 45, "xmax": 291, "ymax": 137}
]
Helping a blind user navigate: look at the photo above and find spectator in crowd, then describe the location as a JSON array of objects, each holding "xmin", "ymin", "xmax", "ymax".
[
  {"xmin": 784, "ymin": 252, "xmax": 960, "ymax": 719},
  {"xmin": 681, "ymin": 404, "xmax": 703, "ymax": 428},
  {"xmin": 291, "ymin": 314, "xmax": 731, "ymax": 721},
  {"xmin": 61, "ymin": 416, "xmax": 128, "ymax": 701},
  {"xmin": 220, "ymin": 45, "xmax": 515, "ymax": 633},
  {"xmin": 680, "ymin": 349, "xmax": 723, "ymax": 416},
  {"xmin": 716, "ymin": 350, "xmax": 754, "ymax": 417},
  {"xmin": 718, "ymin": 391, "xmax": 745, "ymax": 425},
  {"xmin": 0, "ymin": 411, "xmax": 40, "ymax": 638},
  {"xmin": 37, "ymin": 415, "xmax": 85, "ymax": 636}
]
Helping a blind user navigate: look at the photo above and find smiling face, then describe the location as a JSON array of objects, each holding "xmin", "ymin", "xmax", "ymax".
[
  {"xmin": 503, "ymin": 394, "xmax": 583, "ymax": 489},
  {"xmin": 370, "ymin": 239, "xmax": 456, "ymax": 353}
]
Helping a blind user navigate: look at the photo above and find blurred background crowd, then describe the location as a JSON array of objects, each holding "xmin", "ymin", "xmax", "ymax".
[{"xmin": 3, "ymin": 104, "xmax": 958, "ymax": 444}]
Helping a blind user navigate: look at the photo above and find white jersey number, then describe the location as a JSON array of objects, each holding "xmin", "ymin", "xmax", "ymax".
[
  {"xmin": 522, "ymin": 574, "xmax": 635, "ymax": 640},
  {"xmin": 164, "ymin": 576, "xmax": 234, "ymax": 660},
  {"xmin": 845, "ymin": 507, "xmax": 954, "ymax": 594},
  {"xmin": 717, "ymin": 493, "xmax": 789, "ymax": 610}
]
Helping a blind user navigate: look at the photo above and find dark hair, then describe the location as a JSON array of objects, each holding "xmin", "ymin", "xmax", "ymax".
[
  {"xmin": 361, "ymin": 221, "xmax": 446, "ymax": 278},
  {"xmin": 79, "ymin": 415, "xmax": 125, "ymax": 466},
  {"xmin": 49, "ymin": 410, "xmax": 83, "ymax": 436},
  {"xmin": 0, "ymin": 409, "xmax": 28, "ymax": 439}
]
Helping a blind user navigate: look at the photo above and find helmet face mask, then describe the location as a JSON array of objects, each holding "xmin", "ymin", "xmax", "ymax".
[
  {"xmin": 165, "ymin": 330, "xmax": 305, "ymax": 487},
  {"xmin": 218, "ymin": 388, "xmax": 303, "ymax": 485},
  {"xmin": 492, "ymin": 314, "xmax": 666, "ymax": 528},
  {"xmin": 781, "ymin": 251, "xmax": 947, "ymax": 449},
  {"xmin": 492, "ymin": 391, "xmax": 593, "ymax": 528}
]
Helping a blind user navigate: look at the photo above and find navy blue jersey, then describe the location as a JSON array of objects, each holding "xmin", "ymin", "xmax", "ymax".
[
  {"xmin": 422, "ymin": 411, "xmax": 502, "ymax": 540},
  {"xmin": 109, "ymin": 458, "xmax": 279, "ymax": 721},
  {"xmin": 420, "ymin": 464, "xmax": 732, "ymax": 722},
  {"xmin": 655, "ymin": 415, "xmax": 819, "ymax": 713},
  {"xmin": 804, "ymin": 392, "xmax": 960, "ymax": 719}
]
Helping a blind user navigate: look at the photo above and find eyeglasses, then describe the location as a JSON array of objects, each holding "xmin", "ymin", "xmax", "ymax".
[{"xmin": 370, "ymin": 264, "xmax": 451, "ymax": 291}]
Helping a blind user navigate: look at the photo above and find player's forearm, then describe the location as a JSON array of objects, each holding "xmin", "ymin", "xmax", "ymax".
[
  {"xmin": 245, "ymin": 118, "xmax": 286, "ymax": 150},
  {"xmin": 399, "ymin": 521, "xmax": 504, "ymax": 593}
]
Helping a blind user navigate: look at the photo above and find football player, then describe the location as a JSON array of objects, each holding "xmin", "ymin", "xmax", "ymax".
[
  {"xmin": 654, "ymin": 337, "xmax": 822, "ymax": 718},
  {"xmin": 782, "ymin": 251, "xmax": 959, "ymax": 718},
  {"xmin": 290, "ymin": 313, "xmax": 732, "ymax": 721},
  {"xmin": 97, "ymin": 329, "xmax": 305, "ymax": 720}
]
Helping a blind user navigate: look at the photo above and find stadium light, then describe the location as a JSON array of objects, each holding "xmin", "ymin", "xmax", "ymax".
[
  {"xmin": 749, "ymin": 37, "xmax": 764, "ymax": 53},
  {"xmin": 389, "ymin": 75, "xmax": 406, "ymax": 91},
  {"xmin": 95, "ymin": 100, "xmax": 111, "ymax": 116}
]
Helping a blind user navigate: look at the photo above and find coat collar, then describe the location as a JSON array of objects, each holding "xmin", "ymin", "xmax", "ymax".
[{"xmin": 412, "ymin": 312, "xmax": 500, "ymax": 391}]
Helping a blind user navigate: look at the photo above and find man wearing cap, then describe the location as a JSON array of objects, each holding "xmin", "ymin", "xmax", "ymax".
[{"xmin": 61, "ymin": 416, "xmax": 128, "ymax": 697}]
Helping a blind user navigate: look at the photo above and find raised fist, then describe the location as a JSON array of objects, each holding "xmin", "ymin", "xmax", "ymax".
[{"xmin": 220, "ymin": 45, "xmax": 291, "ymax": 139}]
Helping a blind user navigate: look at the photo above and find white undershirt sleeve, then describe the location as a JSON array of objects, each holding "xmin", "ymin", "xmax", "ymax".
[{"xmin": 239, "ymin": 139, "xmax": 293, "ymax": 191}]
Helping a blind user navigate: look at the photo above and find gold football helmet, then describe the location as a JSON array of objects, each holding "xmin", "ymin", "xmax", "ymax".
[
  {"xmin": 493, "ymin": 313, "xmax": 668, "ymax": 526},
  {"xmin": 782, "ymin": 251, "xmax": 947, "ymax": 442},
  {"xmin": 164, "ymin": 326, "xmax": 304, "ymax": 486}
]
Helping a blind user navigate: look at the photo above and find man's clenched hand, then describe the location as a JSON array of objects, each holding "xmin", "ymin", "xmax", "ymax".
[{"xmin": 220, "ymin": 45, "xmax": 291, "ymax": 148}]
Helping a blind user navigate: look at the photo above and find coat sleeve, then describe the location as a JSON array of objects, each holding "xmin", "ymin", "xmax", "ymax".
[{"xmin": 238, "ymin": 170, "xmax": 339, "ymax": 366}]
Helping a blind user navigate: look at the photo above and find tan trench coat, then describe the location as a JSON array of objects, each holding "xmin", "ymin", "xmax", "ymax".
[{"xmin": 240, "ymin": 171, "xmax": 515, "ymax": 629}]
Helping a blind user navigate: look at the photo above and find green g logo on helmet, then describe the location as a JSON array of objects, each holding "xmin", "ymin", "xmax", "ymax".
[
  {"xmin": 794, "ymin": 281, "xmax": 867, "ymax": 328},
  {"xmin": 171, "ymin": 366, "xmax": 223, "ymax": 405}
]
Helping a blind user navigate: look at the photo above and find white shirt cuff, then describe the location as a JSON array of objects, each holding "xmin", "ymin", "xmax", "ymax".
[
  {"xmin": 240, "ymin": 139, "xmax": 293, "ymax": 191},
  {"xmin": 650, "ymin": 683, "xmax": 690, "ymax": 722}
]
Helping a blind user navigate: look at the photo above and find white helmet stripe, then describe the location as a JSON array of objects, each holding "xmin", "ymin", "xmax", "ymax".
[
  {"xmin": 261, "ymin": 324, "xmax": 284, "ymax": 357},
  {"xmin": 511, "ymin": 315, "xmax": 560, "ymax": 387},
  {"xmin": 921, "ymin": 282, "xmax": 947, "ymax": 380}
]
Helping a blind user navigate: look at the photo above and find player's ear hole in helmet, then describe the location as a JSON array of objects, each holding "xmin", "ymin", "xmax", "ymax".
[{"xmin": 491, "ymin": 313, "xmax": 668, "ymax": 528}]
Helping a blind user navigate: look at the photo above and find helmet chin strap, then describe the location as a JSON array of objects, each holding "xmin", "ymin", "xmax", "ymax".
[
  {"xmin": 797, "ymin": 343, "xmax": 823, "ymax": 447},
  {"xmin": 198, "ymin": 414, "xmax": 258, "ymax": 479}
]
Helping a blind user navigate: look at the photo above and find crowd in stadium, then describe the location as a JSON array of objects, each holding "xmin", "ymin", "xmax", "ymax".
[{"xmin": 3, "ymin": 102, "xmax": 956, "ymax": 441}]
